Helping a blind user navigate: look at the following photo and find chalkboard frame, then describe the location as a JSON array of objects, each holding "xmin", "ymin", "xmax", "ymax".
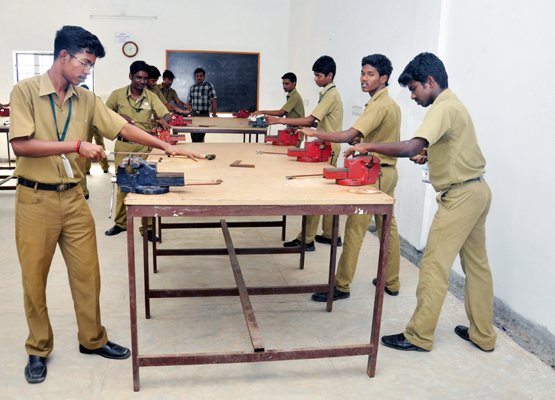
[{"xmin": 166, "ymin": 50, "xmax": 260, "ymax": 113}]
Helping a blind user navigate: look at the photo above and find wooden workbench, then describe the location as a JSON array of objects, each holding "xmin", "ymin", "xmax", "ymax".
[
  {"xmin": 125, "ymin": 143, "xmax": 394, "ymax": 391},
  {"xmin": 171, "ymin": 116, "xmax": 268, "ymax": 142}
]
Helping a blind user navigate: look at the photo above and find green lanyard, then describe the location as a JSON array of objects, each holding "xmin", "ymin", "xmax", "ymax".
[
  {"xmin": 48, "ymin": 94, "xmax": 72, "ymax": 142},
  {"xmin": 127, "ymin": 87, "xmax": 144, "ymax": 112}
]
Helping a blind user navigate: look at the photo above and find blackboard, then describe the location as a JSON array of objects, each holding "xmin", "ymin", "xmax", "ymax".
[{"xmin": 166, "ymin": 50, "xmax": 259, "ymax": 113}]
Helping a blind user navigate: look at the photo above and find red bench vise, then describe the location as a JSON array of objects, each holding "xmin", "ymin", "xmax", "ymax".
[
  {"xmin": 287, "ymin": 139, "xmax": 332, "ymax": 162},
  {"xmin": 169, "ymin": 114, "xmax": 192, "ymax": 127},
  {"xmin": 323, "ymin": 155, "xmax": 381, "ymax": 186},
  {"xmin": 264, "ymin": 128, "xmax": 299, "ymax": 146},
  {"xmin": 117, "ymin": 156, "xmax": 184, "ymax": 194}
]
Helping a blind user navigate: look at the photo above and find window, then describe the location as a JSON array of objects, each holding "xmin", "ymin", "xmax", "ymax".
[{"xmin": 13, "ymin": 51, "xmax": 94, "ymax": 89}]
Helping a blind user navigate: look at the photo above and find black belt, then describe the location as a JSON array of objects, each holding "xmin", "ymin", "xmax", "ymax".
[
  {"xmin": 18, "ymin": 178, "xmax": 78, "ymax": 192},
  {"xmin": 117, "ymin": 135, "xmax": 131, "ymax": 143},
  {"xmin": 463, "ymin": 176, "xmax": 482, "ymax": 184},
  {"xmin": 380, "ymin": 164, "xmax": 394, "ymax": 168}
]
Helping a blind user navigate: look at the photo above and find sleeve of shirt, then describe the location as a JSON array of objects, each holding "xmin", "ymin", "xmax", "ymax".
[
  {"xmin": 8, "ymin": 82, "xmax": 35, "ymax": 141},
  {"xmin": 92, "ymin": 96, "xmax": 126, "ymax": 140},
  {"xmin": 281, "ymin": 95, "xmax": 297, "ymax": 114},
  {"xmin": 352, "ymin": 104, "xmax": 386, "ymax": 139},
  {"xmin": 209, "ymin": 83, "xmax": 217, "ymax": 99},
  {"xmin": 150, "ymin": 93, "xmax": 170, "ymax": 118},
  {"xmin": 413, "ymin": 103, "xmax": 452, "ymax": 146},
  {"xmin": 186, "ymin": 88, "xmax": 192, "ymax": 103}
]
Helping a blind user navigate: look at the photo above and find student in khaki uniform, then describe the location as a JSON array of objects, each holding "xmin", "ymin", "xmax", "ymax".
[
  {"xmin": 148, "ymin": 66, "xmax": 189, "ymax": 115},
  {"xmin": 252, "ymin": 72, "xmax": 305, "ymax": 119},
  {"xmin": 298, "ymin": 54, "xmax": 402, "ymax": 302},
  {"xmin": 104, "ymin": 61, "xmax": 171, "ymax": 241},
  {"xmin": 267, "ymin": 56, "xmax": 343, "ymax": 252},
  {"xmin": 346, "ymin": 52, "xmax": 496, "ymax": 353},
  {"xmin": 9, "ymin": 25, "xmax": 202, "ymax": 384},
  {"xmin": 158, "ymin": 69, "xmax": 189, "ymax": 110}
]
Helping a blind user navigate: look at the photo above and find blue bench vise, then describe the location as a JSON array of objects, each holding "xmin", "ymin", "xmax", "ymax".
[
  {"xmin": 248, "ymin": 116, "xmax": 268, "ymax": 128},
  {"xmin": 116, "ymin": 156, "xmax": 184, "ymax": 194}
]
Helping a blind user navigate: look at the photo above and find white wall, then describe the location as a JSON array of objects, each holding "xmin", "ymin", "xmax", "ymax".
[
  {"xmin": 439, "ymin": 0, "xmax": 555, "ymax": 333},
  {"xmin": 0, "ymin": 0, "xmax": 291, "ymax": 145},
  {"xmin": 289, "ymin": 0, "xmax": 555, "ymax": 335},
  {"xmin": 1, "ymin": 0, "xmax": 553, "ymax": 335}
]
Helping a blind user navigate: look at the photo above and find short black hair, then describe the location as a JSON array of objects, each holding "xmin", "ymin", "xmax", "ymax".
[
  {"xmin": 163, "ymin": 69, "xmax": 175, "ymax": 80},
  {"xmin": 148, "ymin": 65, "xmax": 161, "ymax": 79},
  {"xmin": 281, "ymin": 72, "xmax": 297, "ymax": 83},
  {"xmin": 54, "ymin": 25, "xmax": 105, "ymax": 59},
  {"xmin": 194, "ymin": 67, "xmax": 206, "ymax": 76},
  {"xmin": 129, "ymin": 60, "xmax": 149, "ymax": 75},
  {"xmin": 312, "ymin": 56, "xmax": 336, "ymax": 78},
  {"xmin": 361, "ymin": 54, "xmax": 393, "ymax": 86},
  {"xmin": 398, "ymin": 52, "xmax": 448, "ymax": 89}
]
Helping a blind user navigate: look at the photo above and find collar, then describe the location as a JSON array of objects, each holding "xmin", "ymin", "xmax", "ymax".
[
  {"xmin": 367, "ymin": 87, "xmax": 388, "ymax": 104},
  {"xmin": 39, "ymin": 72, "xmax": 77, "ymax": 102},
  {"xmin": 127, "ymin": 85, "xmax": 147, "ymax": 101},
  {"xmin": 432, "ymin": 88, "xmax": 453, "ymax": 105},
  {"xmin": 319, "ymin": 82, "xmax": 336, "ymax": 97}
]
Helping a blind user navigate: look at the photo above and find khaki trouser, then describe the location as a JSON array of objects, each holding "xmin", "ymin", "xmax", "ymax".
[
  {"xmin": 113, "ymin": 139, "xmax": 152, "ymax": 230},
  {"xmin": 15, "ymin": 184, "xmax": 108, "ymax": 357},
  {"xmin": 335, "ymin": 166, "xmax": 401, "ymax": 293},
  {"xmin": 404, "ymin": 179, "xmax": 496, "ymax": 351}
]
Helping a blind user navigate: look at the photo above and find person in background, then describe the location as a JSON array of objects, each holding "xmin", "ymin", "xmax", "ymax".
[
  {"xmin": 251, "ymin": 72, "xmax": 305, "ymax": 119},
  {"xmin": 186, "ymin": 67, "xmax": 217, "ymax": 142},
  {"xmin": 299, "ymin": 54, "xmax": 402, "ymax": 302},
  {"xmin": 345, "ymin": 52, "xmax": 496, "ymax": 353},
  {"xmin": 104, "ymin": 61, "xmax": 172, "ymax": 242},
  {"xmin": 266, "ymin": 56, "xmax": 343, "ymax": 252},
  {"xmin": 158, "ymin": 69, "xmax": 189, "ymax": 111},
  {"xmin": 9, "ymin": 25, "xmax": 201, "ymax": 384}
]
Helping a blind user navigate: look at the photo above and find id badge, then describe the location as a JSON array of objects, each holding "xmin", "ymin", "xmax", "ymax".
[{"xmin": 61, "ymin": 154, "xmax": 74, "ymax": 178}]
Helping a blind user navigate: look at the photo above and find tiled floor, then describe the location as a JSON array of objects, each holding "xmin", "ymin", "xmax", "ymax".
[{"xmin": 0, "ymin": 164, "xmax": 554, "ymax": 399}]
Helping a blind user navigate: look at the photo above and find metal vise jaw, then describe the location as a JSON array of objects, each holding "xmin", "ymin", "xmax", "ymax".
[
  {"xmin": 323, "ymin": 155, "xmax": 381, "ymax": 186},
  {"xmin": 264, "ymin": 128, "xmax": 299, "ymax": 146},
  {"xmin": 116, "ymin": 156, "xmax": 184, "ymax": 194},
  {"xmin": 287, "ymin": 139, "xmax": 332, "ymax": 162}
]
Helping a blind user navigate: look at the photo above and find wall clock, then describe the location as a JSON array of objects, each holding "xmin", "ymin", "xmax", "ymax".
[{"xmin": 122, "ymin": 41, "xmax": 139, "ymax": 58}]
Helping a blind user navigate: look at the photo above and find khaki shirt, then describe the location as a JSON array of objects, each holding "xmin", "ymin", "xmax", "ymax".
[
  {"xmin": 352, "ymin": 88, "xmax": 401, "ymax": 166},
  {"xmin": 281, "ymin": 88, "xmax": 305, "ymax": 119},
  {"xmin": 158, "ymin": 84, "xmax": 180, "ymax": 104},
  {"xmin": 9, "ymin": 73, "xmax": 126, "ymax": 184},
  {"xmin": 149, "ymin": 85, "xmax": 167, "ymax": 104},
  {"xmin": 106, "ymin": 85, "xmax": 169, "ymax": 133},
  {"xmin": 311, "ymin": 83, "xmax": 343, "ymax": 133},
  {"xmin": 414, "ymin": 89, "xmax": 486, "ymax": 192}
]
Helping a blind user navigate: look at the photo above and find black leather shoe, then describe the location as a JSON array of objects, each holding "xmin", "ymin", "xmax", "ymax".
[
  {"xmin": 381, "ymin": 333, "xmax": 429, "ymax": 352},
  {"xmin": 79, "ymin": 340, "xmax": 131, "ymax": 360},
  {"xmin": 454, "ymin": 325, "xmax": 494, "ymax": 352},
  {"xmin": 283, "ymin": 239, "xmax": 315, "ymax": 251},
  {"xmin": 372, "ymin": 278, "xmax": 399, "ymax": 296},
  {"xmin": 24, "ymin": 355, "xmax": 47, "ymax": 384},
  {"xmin": 315, "ymin": 235, "xmax": 342, "ymax": 246},
  {"xmin": 105, "ymin": 225, "xmax": 126, "ymax": 236},
  {"xmin": 311, "ymin": 287, "xmax": 350, "ymax": 302},
  {"xmin": 146, "ymin": 229, "xmax": 160, "ymax": 243}
]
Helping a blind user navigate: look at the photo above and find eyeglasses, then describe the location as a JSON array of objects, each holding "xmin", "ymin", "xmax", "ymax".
[{"xmin": 68, "ymin": 53, "xmax": 95, "ymax": 72}]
